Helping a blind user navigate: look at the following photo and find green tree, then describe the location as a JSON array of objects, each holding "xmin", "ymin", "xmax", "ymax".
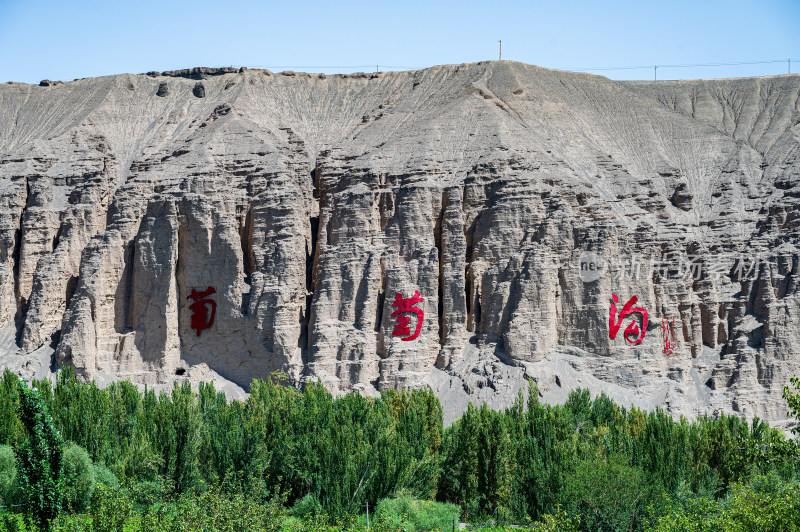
[
  {"xmin": 0, "ymin": 370, "xmax": 23, "ymax": 447},
  {"xmin": 90, "ymin": 484, "xmax": 133, "ymax": 532},
  {"xmin": 15, "ymin": 381, "xmax": 64, "ymax": 531},
  {"xmin": 562, "ymin": 456, "xmax": 651, "ymax": 532},
  {"xmin": 0, "ymin": 444, "xmax": 16, "ymax": 506},
  {"xmin": 60, "ymin": 443, "xmax": 95, "ymax": 512},
  {"xmin": 151, "ymin": 381, "xmax": 201, "ymax": 494},
  {"xmin": 509, "ymin": 382, "xmax": 574, "ymax": 522},
  {"xmin": 784, "ymin": 375, "xmax": 800, "ymax": 437}
]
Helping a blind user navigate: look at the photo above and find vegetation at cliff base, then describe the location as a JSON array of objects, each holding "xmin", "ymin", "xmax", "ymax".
[{"xmin": 0, "ymin": 367, "xmax": 798, "ymax": 531}]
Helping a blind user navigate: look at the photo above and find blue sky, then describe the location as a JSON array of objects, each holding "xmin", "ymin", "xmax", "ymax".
[{"xmin": 1, "ymin": 0, "xmax": 798, "ymax": 84}]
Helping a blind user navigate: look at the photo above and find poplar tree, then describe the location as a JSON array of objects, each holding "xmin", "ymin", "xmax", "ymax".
[
  {"xmin": 784, "ymin": 376, "xmax": 800, "ymax": 437},
  {"xmin": 15, "ymin": 381, "xmax": 64, "ymax": 531}
]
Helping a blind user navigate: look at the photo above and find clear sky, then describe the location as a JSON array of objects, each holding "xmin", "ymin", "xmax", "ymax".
[{"xmin": 1, "ymin": 0, "xmax": 798, "ymax": 84}]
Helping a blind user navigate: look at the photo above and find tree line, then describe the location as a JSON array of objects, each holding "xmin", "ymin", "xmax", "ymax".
[{"xmin": 0, "ymin": 367, "xmax": 799, "ymax": 531}]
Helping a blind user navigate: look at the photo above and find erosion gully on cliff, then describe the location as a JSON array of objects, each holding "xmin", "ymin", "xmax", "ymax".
[{"xmin": 1, "ymin": 61, "xmax": 799, "ymax": 426}]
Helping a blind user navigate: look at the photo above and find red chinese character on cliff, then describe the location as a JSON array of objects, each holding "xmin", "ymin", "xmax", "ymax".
[
  {"xmin": 391, "ymin": 291, "xmax": 424, "ymax": 341},
  {"xmin": 609, "ymin": 293, "xmax": 648, "ymax": 345},
  {"xmin": 187, "ymin": 287, "xmax": 216, "ymax": 336},
  {"xmin": 661, "ymin": 317, "xmax": 678, "ymax": 355}
]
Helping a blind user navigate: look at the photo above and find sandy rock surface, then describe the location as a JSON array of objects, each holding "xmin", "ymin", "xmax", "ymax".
[{"xmin": 1, "ymin": 62, "xmax": 799, "ymax": 427}]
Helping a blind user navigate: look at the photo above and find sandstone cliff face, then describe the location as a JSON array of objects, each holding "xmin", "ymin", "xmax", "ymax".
[{"xmin": 1, "ymin": 62, "xmax": 799, "ymax": 427}]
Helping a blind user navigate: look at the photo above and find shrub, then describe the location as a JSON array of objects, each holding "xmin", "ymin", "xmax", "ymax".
[
  {"xmin": 60, "ymin": 443, "xmax": 95, "ymax": 512},
  {"xmin": 90, "ymin": 484, "xmax": 133, "ymax": 532},
  {"xmin": 92, "ymin": 463, "xmax": 119, "ymax": 488},
  {"xmin": 129, "ymin": 479, "xmax": 162, "ymax": 511},
  {"xmin": 374, "ymin": 494, "xmax": 460, "ymax": 531},
  {"xmin": 647, "ymin": 480, "xmax": 800, "ymax": 532},
  {"xmin": 140, "ymin": 489, "xmax": 284, "ymax": 532},
  {"xmin": 291, "ymin": 493, "xmax": 323, "ymax": 519},
  {"xmin": 530, "ymin": 505, "xmax": 581, "ymax": 531},
  {"xmin": 0, "ymin": 445, "xmax": 16, "ymax": 506},
  {"xmin": 0, "ymin": 513, "xmax": 24, "ymax": 531},
  {"xmin": 561, "ymin": 456, "xmax": 652, "ymax": 532}
]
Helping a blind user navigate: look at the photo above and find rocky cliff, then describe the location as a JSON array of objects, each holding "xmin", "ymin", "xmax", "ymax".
[{"xmin": 1, "ymin": 62, "xmax": 799, "ymax": 426}]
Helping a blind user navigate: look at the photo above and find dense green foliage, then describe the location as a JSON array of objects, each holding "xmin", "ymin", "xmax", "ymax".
[
  {"xmin": 14, "ymin": 382, "xmax": 64, "ymax": 531},
  {"xmin": 0, "ymin": 367, "xmax": 797, "ymax": 531},
  {"xmin": 561, "ymin": 456, "xmax": 651, "ymax": 531},
  {"xmin": 371, "ymin": 493, "xmax": 461, "ymax": 531},
  {"xmin": 0, "ymin": 368, "xmax": 443, "ymax": 524},
  {"xmin": 60, "ymin": 444, "xmax": 95, "ymax": 513},
  {"xmin": 647, "ymin": 475, "xmax": 800, "ymax": 531},
  {"xmin": 438, "ymin": 384, "xmax": 798, "ymax": 526},
  {"xmin": 0, "ymin": 446, "xmax": 15, "ymax": 506},
  {"xmin": 785, "ymin": 375, "xmax": 800, "ymax": 437},
  {"xmin": 89, "ymin": 484, "xmax": 133, "ymax": 532}
]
